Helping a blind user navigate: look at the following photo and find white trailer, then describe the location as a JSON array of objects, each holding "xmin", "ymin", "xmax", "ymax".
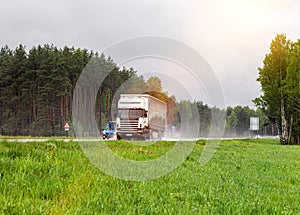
[{"xmin": 116, "ymin": 94, "xmax": 167, "ymax": 140}]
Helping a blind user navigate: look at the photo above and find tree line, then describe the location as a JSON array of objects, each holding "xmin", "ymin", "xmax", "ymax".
[
  {"xmin": 0, "ymin": 44, "xmax": 271, "ymax": 137},
  {"xmin": 0, "ymin": 44, "xmax": 141, "ymax": 136},
  {"xmin": 173, "ymin": 102, "xmax": 271, "ymax": 138}
]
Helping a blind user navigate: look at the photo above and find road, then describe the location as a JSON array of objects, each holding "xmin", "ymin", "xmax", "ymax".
[{"xmin": 0, "ymin": 135, "xmax": 279, "ymax": 143}]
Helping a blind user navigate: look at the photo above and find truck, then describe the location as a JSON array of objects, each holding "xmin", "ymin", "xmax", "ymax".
[
  {"xmin": 102, "ymin": 121, "xmax": 118, "ymax": 140},
  {"xmin": 116, "ymin": 94, "xmax": 167, "ymax": 140}
]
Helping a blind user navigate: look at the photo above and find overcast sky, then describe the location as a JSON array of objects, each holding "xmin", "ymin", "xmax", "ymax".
[{"xmin": 1, "ymin": 0, "xmax": 300, "ymax": 107}]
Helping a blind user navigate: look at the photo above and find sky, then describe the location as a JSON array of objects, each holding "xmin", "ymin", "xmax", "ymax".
[{"xmin": 1, "ymin": 0, "xmax": 300, "ymax": 108}]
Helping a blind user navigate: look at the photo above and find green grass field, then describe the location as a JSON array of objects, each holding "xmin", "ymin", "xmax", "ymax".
[{"xmin": 1, "ymin": 139, "xmax": 300, "ymax": 214}]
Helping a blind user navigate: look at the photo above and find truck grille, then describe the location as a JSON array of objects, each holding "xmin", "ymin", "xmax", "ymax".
[{"xmin": 119, "ymin": 120, "xmax": 139, "ymax": 132}]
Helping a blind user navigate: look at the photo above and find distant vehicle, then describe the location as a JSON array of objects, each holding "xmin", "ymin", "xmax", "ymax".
[
  {"xmin": 116, "ymin": 94, "xmax": 167, "ymax": 140},
  {"xmin": 102, "ymin": 121, "xmax": 118, "ymax": 140}
]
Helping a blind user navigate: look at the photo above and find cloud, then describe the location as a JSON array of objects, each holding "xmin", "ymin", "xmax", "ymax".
[{"xmin": 1, "ymin": 0, "xmax": 300, "ymax": 107}]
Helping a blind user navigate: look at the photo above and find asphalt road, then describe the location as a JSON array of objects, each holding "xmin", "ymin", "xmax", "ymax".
[{"xmin": 0, "ymin": 135, "xmax": 279, "ymax": 143}]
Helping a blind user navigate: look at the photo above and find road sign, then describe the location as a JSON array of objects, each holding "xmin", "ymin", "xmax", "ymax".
[
  {"xmin": 250, "ymin": 117, "xmax": 259, "ymax": 131},
  {"xmin": 64, "ymin": 122, "xmax": 70, "ymax": 131}
]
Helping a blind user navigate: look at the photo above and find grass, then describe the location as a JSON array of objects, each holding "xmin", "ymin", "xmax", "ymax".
[{"xmin": 0, "ymin": 138, "xmax": 300, "ymax": 214}]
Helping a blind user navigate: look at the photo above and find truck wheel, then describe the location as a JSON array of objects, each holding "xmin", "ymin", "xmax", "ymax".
[
  {"xmin": 144, "ymin": 133, "xmax": 150, "ymax": 141},
  {"xmin": 158, "ymin": 132, "xmax": 162, "ymax": 140}
]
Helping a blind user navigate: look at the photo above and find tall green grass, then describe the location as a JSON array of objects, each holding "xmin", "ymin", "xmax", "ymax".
[{"xmin": 0, "ymin": 139, "xmax": 299, "ymax": 214}]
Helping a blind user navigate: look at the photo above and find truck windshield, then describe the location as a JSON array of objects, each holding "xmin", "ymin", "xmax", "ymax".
[
  {"xmin": 105, "ymin": 123, "xmax": 115, "ymax": 130},
  {"xmin": 118, "ymin": 109, "xmax": 145, "ymax": 120}
]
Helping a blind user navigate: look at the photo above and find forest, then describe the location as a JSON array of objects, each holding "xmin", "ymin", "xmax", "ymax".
[{"xmin": 0, "ymin": 44, "xmax": 269, "ymax": 137}]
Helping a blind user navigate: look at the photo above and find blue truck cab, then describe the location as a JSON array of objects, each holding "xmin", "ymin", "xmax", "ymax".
[{"xmin": 102, "ymin": 121, "xmax": 118, "ymax": 140}]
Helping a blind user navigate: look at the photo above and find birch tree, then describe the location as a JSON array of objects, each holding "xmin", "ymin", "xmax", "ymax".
[{"xmin": 256, "ymin": 34, "xmax": 295, "ymax": 144}]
